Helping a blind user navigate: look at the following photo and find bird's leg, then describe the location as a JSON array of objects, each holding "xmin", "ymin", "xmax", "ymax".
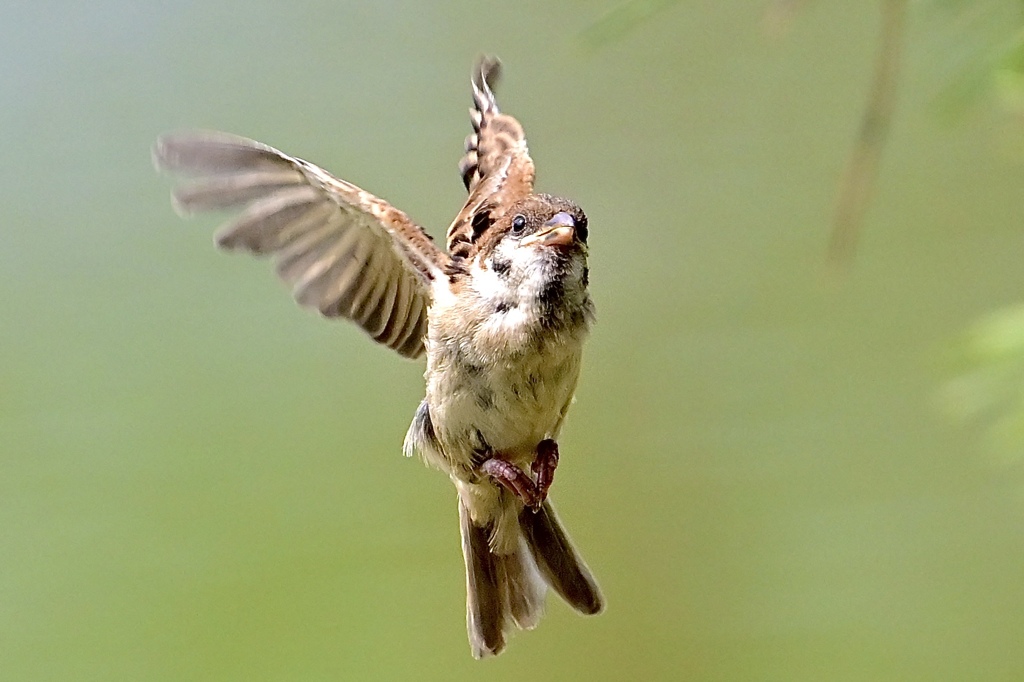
[
  {"xmin": 531, "ymin": 438, "xmax": 559, "ymax": 503},
  {"xmin": 480, "ymin": 457, "xmax": 541, "ymax": 509}
]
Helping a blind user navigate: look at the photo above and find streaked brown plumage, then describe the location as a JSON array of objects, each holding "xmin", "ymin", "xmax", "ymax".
[
  {"xmin": 153, "ymin": 55, "xmax": 602, "ymax": 658},
  {"xmin": 448, "ymin": 57, "xmax": 536, "ymax": 260}
]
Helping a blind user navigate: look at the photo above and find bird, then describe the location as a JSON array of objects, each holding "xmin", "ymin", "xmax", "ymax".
[{"xmin": 152, "ymin": 55, "xmax": 603, "ymax": 658}]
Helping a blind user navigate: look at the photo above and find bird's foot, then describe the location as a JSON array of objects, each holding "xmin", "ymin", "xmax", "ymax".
[
  {"xmin": 531, "ymin": 438, "xmax": 559, "ymax": 504},
  {"xmin": 480, "ymin": 457, "xmax": 541, "ymax": 509}
]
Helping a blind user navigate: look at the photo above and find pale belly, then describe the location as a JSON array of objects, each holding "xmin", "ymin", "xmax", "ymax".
[
  {"xmin": 413, "ymin": 268, "xmax": 592, "ymax": 543},
  {"xmin": 415, "ymin": 258, "xmax": 592, "ymax": 497},
  {"xmin": 425, "ymin": 346, "xmax": 582, "ymax": 471}
]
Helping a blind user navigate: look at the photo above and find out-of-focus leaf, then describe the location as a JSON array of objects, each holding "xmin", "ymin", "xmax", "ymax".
[
  {"xmin": 940, "ymin": 305, "xmax": 1024, "ymax": 462},
  {"xmin": 930, "ymin": 1, "xmax": 1024, "ymax": 118},
  {"xmin": 965, "ymin": 305, "xmax": 1024, "ymax": 361},
  {"xmin": 992, "ymin": 29, "xmax": 1024, "ymax": 110}
]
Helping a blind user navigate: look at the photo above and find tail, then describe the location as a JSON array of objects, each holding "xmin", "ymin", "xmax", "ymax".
[
  {"xmin": 519, "ymin": 501, "xmax": 604, "ymax": 616},
  {"xmin": 459, "ymin": 498, "xmax": 603, "ymax": 658}
]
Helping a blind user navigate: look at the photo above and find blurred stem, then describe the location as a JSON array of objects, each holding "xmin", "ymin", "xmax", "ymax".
[{"xmin": 826, "ymin": 0, "xmax": 909, "ymax": 275}]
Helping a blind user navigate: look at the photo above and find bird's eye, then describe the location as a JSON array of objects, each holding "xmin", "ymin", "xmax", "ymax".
[{"xmin": 511, "ymin": 214, "xmax": 527, "ymax": 235}]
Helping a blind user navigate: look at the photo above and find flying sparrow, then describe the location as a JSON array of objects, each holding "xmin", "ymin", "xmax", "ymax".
[{"xmin": 153, "ymin": 56, "xmax": 603, "ymax": 658}]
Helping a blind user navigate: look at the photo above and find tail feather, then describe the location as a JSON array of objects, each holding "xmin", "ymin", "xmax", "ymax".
[
  {"xmin": 459, "ymin": 496, "xmax": 603, "ymax": 657},
  {"xmin": 519, "ymin": 501, "xmax": 604, "ymax": 615},
  {"xmin": 460, "ymin": 499, "xmax": 506, "ymax": 658},
  {"xmin": 497, "ymin": 535, "xmax": 546, "ymax": 631}
]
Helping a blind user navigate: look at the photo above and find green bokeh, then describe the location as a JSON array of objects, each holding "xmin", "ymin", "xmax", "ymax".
[{"xmin": 4, "ymin": 1, "xmax": 1024, "ymax": 680}]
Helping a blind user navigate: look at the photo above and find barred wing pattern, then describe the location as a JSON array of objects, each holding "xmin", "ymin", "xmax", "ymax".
[
  {"xmin": 153, "ymin": 131, "xmax": 448, "ymax": 358},
  {"xmin": 447, "ymin": 56, "xmax": 536, "ymax": 259}
]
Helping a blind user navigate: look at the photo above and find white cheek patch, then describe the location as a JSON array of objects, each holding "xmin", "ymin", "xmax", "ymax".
[
  {"xmin": 472, "ymin": 242, "xmax": 527, "ymax": 299},
  {"xmin": 471, "ymin": 259, "xmax": 512, "ymax": 304}
]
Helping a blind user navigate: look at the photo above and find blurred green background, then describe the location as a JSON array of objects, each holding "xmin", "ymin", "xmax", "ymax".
[{"xmin": 5, "ymin": 1, "xmax": 1024, "ymax": 680}]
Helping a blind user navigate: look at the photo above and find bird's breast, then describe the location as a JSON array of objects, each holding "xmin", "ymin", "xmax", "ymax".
[
  {"xmin": 427, "ymin": 343, "xmax": 583, "ymax": 462},
  {"xmin": 423, "ymin": 285, "xmax": 588, "ymax": 464}
]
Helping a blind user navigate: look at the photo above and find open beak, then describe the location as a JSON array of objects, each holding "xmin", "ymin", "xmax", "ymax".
[{"xmin": 519, "ymin": 212, "xmax": 576, "ymax": 248}]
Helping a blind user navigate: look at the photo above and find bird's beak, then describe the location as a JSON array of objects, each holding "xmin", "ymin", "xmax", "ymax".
[{"xmin": 519, "ymin": 212, "xmax": 576, "ymax": 248}]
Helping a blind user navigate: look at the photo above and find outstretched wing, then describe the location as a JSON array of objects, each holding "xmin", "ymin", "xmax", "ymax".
[
  {"xmin": 153, "ymin": 131, "xmax": 447, "ymax": 358},
  {"xmin": 447, "ymin": 56, "xmax": 536, "ymax": 259}
]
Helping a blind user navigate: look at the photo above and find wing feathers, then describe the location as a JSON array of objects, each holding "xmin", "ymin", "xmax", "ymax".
[
  {"xmin": 154, "ymin": 131, "xmax": 287, "ymax": 175},
  {"xmin": 172, "ymin": 169, "xmax": 305, "ymax": 213},
  {"xmin": 291, "ymin": 223, "xmax": 360, "ymax": 303},
  {"xmin": 288, "ymin": 224, "xmax": 368, "ymax": 311},
  {"xmin": 154, "ymin": 131, "xmax": 448, "ymax": 358},
  {"xmin": 214, "ymin": 185, "xmax": 324, "ymax": 252},
  {"xmin": 448, "ymin": 56, "xmax": 536, "ymax": 258},
  {"xmin": 273, "ymin": 217, "xmax": 344, "ymax": 284},
  {"xmin": 378, "ymin": 277, "xmax": 414, "ymax": 348},
  {"xmin": 369, "ymin": 276, "xmax": 401, "ymax": 339},
  {"xmin": 394, "ymin": 293, "xmax": 426, "ymax": 358}
]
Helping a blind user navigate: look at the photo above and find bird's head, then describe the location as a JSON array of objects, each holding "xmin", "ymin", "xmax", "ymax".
[{"xmin": 475, "ymin": 194, "xmax": 589, "ymax": 281}]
